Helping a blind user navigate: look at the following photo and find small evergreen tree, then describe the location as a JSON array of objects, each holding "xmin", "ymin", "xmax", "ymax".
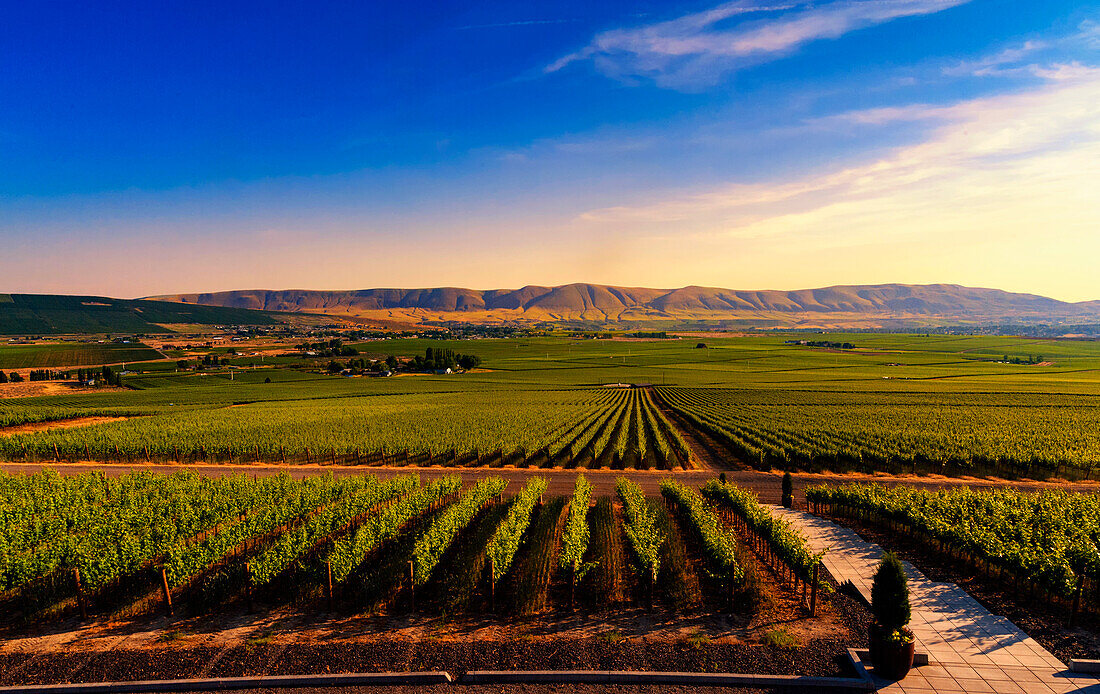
[
  {"xmin": 9, "ymin": 372, "xmax": 23, "ymax": 383},
  {"xmin": 871, "ymin": 552, "xmax": 911, "ymax": 632},
  {"xmin": 0, "ymin": 371, "xmax": 7, "ymax": 384},
  {"xmin": 782, "ymin": 472, "xmax": 794, "ymax": 508}
]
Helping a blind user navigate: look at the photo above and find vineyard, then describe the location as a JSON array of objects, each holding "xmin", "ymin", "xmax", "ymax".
[
  {"xmin": 0, "ymin": 470, "xmax": 825, "ymax": 622},
  {"xmin": 806, "ymin": 484, "xmax": 1100, "ymax": 617},
  {"xmin": 0, "ymin": 387, "xmax": 696, "ymax": 470},
  {"xmin": 656, "ymin": 386, "xmax": 1100, "ymax": 477},
  {"xmin": 0, "ymin": 342, "xmax": 163, "ymax": 370},
  {"xmin": 6, "ymin": 333, "xmax": 1100, "ymax": 478}
]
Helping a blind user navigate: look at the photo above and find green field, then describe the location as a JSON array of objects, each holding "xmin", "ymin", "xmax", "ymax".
[
  {"xmin": 0, "ymin": 342, "xmax": 163, "ymax": 369},
  {"xmin": 0, "ymin": 470, "xmax": 804, "ymax": 621},
  {"xmin": 3, "ymin": 333, "xmax": 1100, "ymax": 474},
  {"xmin": 806, "ymin": 483, "xmax": 1100, "ymax": 603}
]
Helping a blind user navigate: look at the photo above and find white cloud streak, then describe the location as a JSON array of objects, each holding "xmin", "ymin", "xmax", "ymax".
[
  {"xmin": 547, "ymin": 0, "xmax": 971, "ymax": 89},
  {"xmin": 578, "ymin": 69, "xmax": 1100, "ymax": 249}
]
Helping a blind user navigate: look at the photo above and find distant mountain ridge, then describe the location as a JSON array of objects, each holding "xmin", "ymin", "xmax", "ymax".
[{"xmin": 149, "ymin": 283, "xmax": 1100, "ymax": 327}]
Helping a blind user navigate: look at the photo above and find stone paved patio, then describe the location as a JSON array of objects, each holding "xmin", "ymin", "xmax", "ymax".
[{"xmin": 771, "ymin": 507, "xmax": 1100, "ymax": 693}]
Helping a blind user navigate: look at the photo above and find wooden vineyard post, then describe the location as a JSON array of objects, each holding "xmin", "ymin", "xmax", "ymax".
[
  {"xmin": 408, "ymin": 560, "xmax": 416, "ymax": 612},
  {"xmin": 490, "ymin": 556, "xmax": 496, "ymax": 612},
  {"xmin": 173, "ymin": 445, "xmax": 179, "ymax": 463},
  {"xmin": 810, "ymin": 563, "xmax": 819, "ymax": 616},
  {"xmin": 246, "ymin": 564, "xmax": 254, "ymax": 613},
  {"xmin": 144, "ymin": 445, "xmax": 150, "ymax": 463},
  {"xmin": 305, "ymin": 447, "xmax": 312, "ymax": 465},
  {"xmin": 54, "ymin": 443, "xmax": 61, "ymax": 462},
  {"xmin": 1070, "ymin": 576, "xmax": 1083, "ymax": 628},
  {"xmin": 73, "ymin": 569, "xmax": 87, "ymax": 620},
  {"xmin": 160, "ymin": 567, "xmax": 173, "ymax": 617},
  {"xmin": 85, "ymin": 443, "xmax": 91, "ymax": 461},
  {"xmin": 570, "ymin": 567, "xmax": 576, "ymax": 611},
  {"xmin": 280, "ymin": 446, "xmax": 286, "ymax": 464},
  {"xmin": 327, "ymin": 561, "xmax": 335, "ymax": 613}
]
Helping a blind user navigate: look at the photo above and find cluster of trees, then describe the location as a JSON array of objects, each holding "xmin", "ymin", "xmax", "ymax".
[
  {"xmin": 786, "ymin": 340, "xmax": 856, "ymax": 349},
  {"xmin": 1002, "ymin": 354, "xmax": 1044, "ymax": 365},
  {"xmin": 27, "ymin": 369, "xmax": 70, "ymax": 382},
  {"xmin": 408, "ymin": 347, "xmax": 481, "ymax": 372},
  {"xmin": 296, "ymin": 339, "xmax": 360, "ymax": 358},
  {"xmin": 325, "ymin": 356, "xmax": 399, "ymax": 374},
  {"xmin": 73, "ymin": 366, "xmax": 123, "ymax": 387},
  {"xmin": 174, "ymin": 354, "xmax": 231, "ymax": 369},
  {"xmin": 0, "ymin": 371, "xmax": 23, "ymax": 383},
  {"xmin": 629, "ymin": 331, "xmax": 671, "ymax": 339}
]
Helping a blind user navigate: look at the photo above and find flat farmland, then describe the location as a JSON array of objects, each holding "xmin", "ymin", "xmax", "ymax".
[
  {"xmin": 2, "ymin": 333, "xmax": 1100, "ymax": 477},
  {"xmin": 0, "ymin": 342, "xmax": 163, "ymax": 369}
]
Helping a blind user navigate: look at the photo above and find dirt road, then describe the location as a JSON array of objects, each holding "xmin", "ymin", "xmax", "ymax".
[{"xmin": 4, "ymin": 461, "xmax": 1097, "ymax": 503}]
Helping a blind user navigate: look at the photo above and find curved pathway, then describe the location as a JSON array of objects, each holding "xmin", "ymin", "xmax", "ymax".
[{"xmin": 772, "ymin": 507, "xmax": 1097, "ymax": 693}]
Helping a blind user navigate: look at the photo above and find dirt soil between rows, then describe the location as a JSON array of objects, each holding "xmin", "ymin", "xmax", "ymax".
[
  {"xmin": 0, "ymin": 602, "xmax": 868, "ymax": 685},
  {"xmin": 0, "ymin": 525, "xmax": 869, "ymax": 685},
  {"xmin": 0, "ymin": 416, "xmax": 130, "ymax": 436}
]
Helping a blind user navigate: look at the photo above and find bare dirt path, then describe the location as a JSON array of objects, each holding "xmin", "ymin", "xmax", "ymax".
[{"xmin": 3, "ymin": 462, "xmax": 1097, "ymax": 504}]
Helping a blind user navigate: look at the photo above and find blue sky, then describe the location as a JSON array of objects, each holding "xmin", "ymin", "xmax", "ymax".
[{"xmin": 2, "ymin": 0, "xmax": 1099, "ymax": 299}]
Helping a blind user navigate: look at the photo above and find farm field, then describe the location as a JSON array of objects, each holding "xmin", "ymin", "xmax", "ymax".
[
  {"xmin": 0, "ymin": 470, "xmax": 825, "ymax": 629},
  {"xmin": 1, "ymin": 333, "xmax": 1100, "ymax": 475},
  {"xmin": 806, "ymin": 483, "xmax": 1100, "ymax": 605},
  {"xmin": 0, "ymin": 341, "xmax": 163, "ymax": 369}
]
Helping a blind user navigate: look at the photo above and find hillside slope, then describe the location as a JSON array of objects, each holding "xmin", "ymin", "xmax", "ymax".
[
  {"xmin": 150, "ymin": 283, "xmax": 1100, "ymax": 327},
  {"xmin": 0, "ymin": 294, "xmax": 285, "ymax": 335}
]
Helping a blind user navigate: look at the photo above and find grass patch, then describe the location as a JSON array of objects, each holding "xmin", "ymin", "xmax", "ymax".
[
  {"xmin": 596, "ymin": 628, "xmax": 626, "ymax": 644},
  {"xmin": 682, "ymin": 629, "xmax": 711, "ymax": 650},
  {"xmin": 156, "ymin": 628, "xmax": 187, "ymax": 643},
  {"xmin": 762, "ymin": 627, "xmax": 797, "ymax": 649},
  {"xmin": 246, "ymin": 630, "xmax": 275, "ymax": 647}
]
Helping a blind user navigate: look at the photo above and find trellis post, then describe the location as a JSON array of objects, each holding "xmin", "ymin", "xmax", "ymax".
[
  {"xmin": 810, "ymin": 563, "xmax": 819, "ymax": 616},
  {"xmin": 160, "ymin": 567, "xmax": 173, "ymax": 616},
  {"xmin": 73, "ymin": 568, "xmax": 87, "ymax": 620},
  {"xmin": 327, "ymin": 561, "xmax": 335, "ymax": 613}
]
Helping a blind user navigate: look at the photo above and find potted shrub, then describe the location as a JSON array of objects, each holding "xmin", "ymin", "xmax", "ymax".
[
  {"xmin": 869, "ymin": 552, "xmax": 915, "ymax": 680},
  {"xmin": 781, "ymin": 472, "xmax": 794, "ymax": 508}
]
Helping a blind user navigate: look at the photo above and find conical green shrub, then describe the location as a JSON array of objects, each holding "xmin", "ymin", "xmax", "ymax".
[{"xmin": 871, "ymin": 552, "xmax": 910, "ymax": 631}]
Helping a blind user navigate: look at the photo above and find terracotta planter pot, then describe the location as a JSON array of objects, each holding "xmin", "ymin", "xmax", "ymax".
[{"xmin": 875, "ymin": 638, "xmax": 916, "ymax": 681}]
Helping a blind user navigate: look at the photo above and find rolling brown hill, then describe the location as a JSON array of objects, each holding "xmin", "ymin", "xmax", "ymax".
[{"xmin": 148, "ymin": 283, "xmax": 1100, "ymax": 328}]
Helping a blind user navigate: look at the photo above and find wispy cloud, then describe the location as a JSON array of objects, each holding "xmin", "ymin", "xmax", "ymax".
[
  {"xmin": 546, "ymin": 0, "xmax": 971, "ymax": 89},
  {"xmin": 1079, "ymin": 19, "xmax": 1100, "ymax": 49},
  {"xmin": 942, "ymin": 20, "xmax": 1100, "ymax": 80},
  {"xmin": 578, "ymin": 69, "xmax": 1100, "ymax": 249},
  {"xmin": 942, "ymin": 40, "xmax": 1048, "ymax": 77}
]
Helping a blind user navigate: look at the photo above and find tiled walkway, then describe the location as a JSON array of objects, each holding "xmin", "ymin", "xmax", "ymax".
[{"xmin": 771, "ymin": 507, "xmax": 1100, "ymax": 693}]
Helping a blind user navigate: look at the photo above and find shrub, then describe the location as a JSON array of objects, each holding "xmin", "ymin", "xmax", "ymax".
[
  {"xmin": 781, "ymin": 472, "xmax": 793, "ymax": 508},
  {"xmin": 871, "ymin": 552, "xmax": 910, "ymax": 631}
]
